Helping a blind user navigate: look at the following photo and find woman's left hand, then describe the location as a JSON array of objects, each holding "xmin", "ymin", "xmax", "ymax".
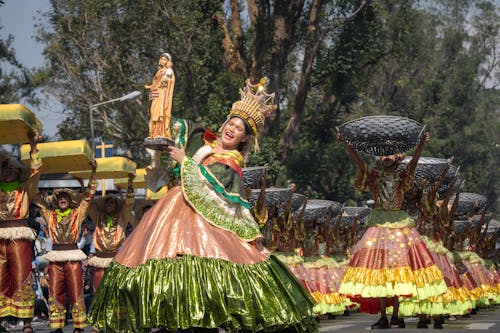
[{"xmin": 167, "ymin": 145, "xmax": 185, "ymax": 164}]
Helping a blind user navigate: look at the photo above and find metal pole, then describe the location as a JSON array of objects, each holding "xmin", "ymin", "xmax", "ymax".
[{"xmin": 89, "ymin": 104, "xmax": 96, "ymax": 154}]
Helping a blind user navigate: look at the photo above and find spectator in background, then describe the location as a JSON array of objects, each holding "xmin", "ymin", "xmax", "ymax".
[{"xmin": 78, "ymin": 217, "xmax": 95, "ymax": 256}]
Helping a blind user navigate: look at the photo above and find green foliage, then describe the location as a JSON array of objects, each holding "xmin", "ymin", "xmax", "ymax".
[{"xmin": 0, "ymin": 31, "xmax": 40, "ymax": 105}]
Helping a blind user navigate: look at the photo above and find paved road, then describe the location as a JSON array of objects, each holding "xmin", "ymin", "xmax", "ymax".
[{"xmin": 6, "ymin": 305, "xmax": 500, "ymax": 332}]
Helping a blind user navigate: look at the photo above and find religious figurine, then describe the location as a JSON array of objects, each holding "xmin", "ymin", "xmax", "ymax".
[{"xmin": 145, "ymin": 52, "xmax": 175, "ymax": 141}]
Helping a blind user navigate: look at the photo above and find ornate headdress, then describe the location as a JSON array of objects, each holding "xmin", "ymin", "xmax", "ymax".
[{"xmin": 227, "ymin": 77, "xmax": 276, "ymax": 136}]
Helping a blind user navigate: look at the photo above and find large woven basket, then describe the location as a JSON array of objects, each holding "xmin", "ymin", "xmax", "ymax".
[
  {"xmin": 301, "ymin": 199, "xmax": 343, "ymax": 224},
  {"xmin": 291, "ymin": 193, "xmax": 307, "ymax": 212},
  {"xmin": 249, "ymin": 187, "xmax": 293, "ymax": 209},
  {"xmin": 340, "ymin": 207, "xmax": 371, "ymax": 226},
  {"xmin": 242, "ymin": 165, "xmax": 267, "ymax": 189},
  {"xmin": 337, "ymin": 115, "xmax": 425, "ymax": 155},
  {"xmin": 452, "ymin": 192, "xmax": 488, "ymax": 218},
  {"xmin": 397, "ymin": 157, "xmax": 450, "ymax": 184}
]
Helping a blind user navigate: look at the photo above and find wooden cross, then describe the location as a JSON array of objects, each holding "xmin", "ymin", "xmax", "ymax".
[
  {"xmin": 96, "ymin": 141, "xmax": 114, "ymax": 158},
  {"xmin": 95, "ymin": 141, "xmax": 113, "ymax": 196}
]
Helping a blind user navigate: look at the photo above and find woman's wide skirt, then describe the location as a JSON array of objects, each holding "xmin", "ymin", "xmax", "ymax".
[{"xmin": 88, "ymin": 187, "xmax": 316, "ymax": 333}]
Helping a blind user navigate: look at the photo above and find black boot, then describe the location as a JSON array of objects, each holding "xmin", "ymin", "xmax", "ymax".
[
  {"xmin": 390, "ymin": 317, "xmax": 405, "ymax": 328},
  {"xmin": 371, "ymin": 317, "xmax": 389, "ymax": 329},
  {"xmin": 416, "ymin": 320, "xmax": 428, "ymax": 329}
]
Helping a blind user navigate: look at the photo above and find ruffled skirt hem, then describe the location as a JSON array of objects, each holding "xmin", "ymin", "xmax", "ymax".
[{"xmin": 88, "ymin": 254, "xmax": 317, "ymax": 333}]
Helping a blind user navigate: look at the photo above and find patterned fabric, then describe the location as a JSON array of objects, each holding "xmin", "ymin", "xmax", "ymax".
[
  {"xmin": 339, "ymin": 212, "xmax": 447, "ymax": 314},
  {"xmin": 181, "ymin": 156, "xmax": 261, "ymax": 241},
  {"xmin": 48, "ymin": 261, "xmax": 86, "ymax": 328},
  {"xmin": 0, "ymin": 152, "xmax": 40, "ymax": 318},
  {"xmin": 0, "ymin": 239, "xmax": 34, "ymax": 318}
]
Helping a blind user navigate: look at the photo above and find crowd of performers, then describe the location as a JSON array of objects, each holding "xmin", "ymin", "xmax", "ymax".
[
  {"xmin": 1, "ymin": 78, "xmax": 499, "ymax": 333},
  {"xmin": 0, "ymin": 133, "xmax": 138, "ymax": 333}
]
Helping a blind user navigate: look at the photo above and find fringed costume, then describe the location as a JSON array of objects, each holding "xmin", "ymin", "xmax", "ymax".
[
  {"xmin": 87, "ymin": 190, "xmax": 135, "ymax": 291},
  {"xmin": 38, "ymin": 180, "xmax": 97, "ymax": 330},
  {"xmin": 0, "ymin": 151, "xmax": 41, "ymax": 319},
  {"xmin": 398, "ymin": 236, "xmax": 474, "ymax": 317}
]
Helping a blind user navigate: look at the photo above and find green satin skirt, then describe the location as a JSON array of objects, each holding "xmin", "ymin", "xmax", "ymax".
[{"xmin": 88, "ymin": 254, "xmax": 317, "ymax": 333}]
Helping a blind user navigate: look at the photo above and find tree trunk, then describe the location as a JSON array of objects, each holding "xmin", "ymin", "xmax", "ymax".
[
  {"xmin": 267, "ymin": 0, "xmax": 306, "ymax": 135},
  {"xmin": 183, "ymin": 63, "xmax": 200, "ymax": 119},
  {"xmin": 280, "ymin": 0, "xmax": 323, "ymax": 161},
  {"xmin": 230, "ymin": 0, "xmax": 247, "ymax": 72},
  {"xmin": 247, "ymin": 0, "xmax": 269, "ymax": 81},
  {"xmin": 214, "ymin": 12, "xmax": 247, "ymax": 76}
]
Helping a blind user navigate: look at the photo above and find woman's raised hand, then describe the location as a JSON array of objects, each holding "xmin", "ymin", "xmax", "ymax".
[{"xmin": 167, "ymin": 145, "xmax": 185, "ymax": 164}]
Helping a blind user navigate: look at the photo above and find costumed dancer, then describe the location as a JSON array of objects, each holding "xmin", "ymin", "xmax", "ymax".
[
  {"xmin": 484, "ymin": 260, "xmax": 500, "ymax": 305},
  {"xmin": 432, "ymin": 181, "xmax": 480, "ymax": 316},
  {"xmin": 337, "ymin": 130, "xmax": 448, "ymax": 329},
  {"xmin": 88, "ymin": 77, "xmax": 316, "ymax": 333},
  {"xmin": 271, "ymin": 194, "xmax": 320, "ymax": 315},
  {"xmin": 36, "ymin": 160, "xmax": 98, "ymax": 333},
  {"xmin": 0, "ymin": 133, "xmax": 40, "ymax": 333},
  {"xmin": 448, "ymin": 200, "xmax": 491, "ymax": 312},
  {"xmin": 335, "ymin": 209, "xmax": 367, "ymax": 314},
  {"xmin": 399, "ymin": 160, "xmax": 471, "ymax": 328},
  {"xmin": 301, "ymin": 207, "xmax": 345, "ymax": 316},
  {"xmin": 454, "ymin": 217, "xmax": 497, "ymax": 311},
  {"xmin": 87, "ymin": 173, "xmax": 136, "ymax": 292}
]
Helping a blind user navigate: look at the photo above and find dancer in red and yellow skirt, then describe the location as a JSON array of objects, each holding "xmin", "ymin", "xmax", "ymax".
[
  {"xmin": 0, "ymin": 133, "xmax": 40, "ymax": 333},
  {"xmin": 337, "ymin": 131, "xmax": 447, "ymax": 329},
  {"xmin": 37, "ymin": 160, "xmax": 97, "ymax": 333}
]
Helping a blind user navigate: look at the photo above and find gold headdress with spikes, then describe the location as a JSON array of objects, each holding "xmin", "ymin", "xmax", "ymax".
[{"xmin": 228, "ymin": 77, "xmax": 277, "ymax": 136}]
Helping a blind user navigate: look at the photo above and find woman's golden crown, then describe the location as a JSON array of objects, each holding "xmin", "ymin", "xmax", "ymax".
[{"xmin": 229, "ymin": 77, "xmax": 277, "ymax": 135}]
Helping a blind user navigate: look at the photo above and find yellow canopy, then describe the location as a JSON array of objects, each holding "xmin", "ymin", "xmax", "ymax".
[
  {"xmin": 114, "ymin": 168, "xmax": 146, "ymax": 188},
  {"xmin": 20, "ymin": 139, "xmax": 93, "ymax": 174},
  {"xmin": 0, "ymin": 104, "xmax": 43, "ymax": 144},
  {"xmin": 69, "ymin": 156, "xmax": 136, "ymax": 179}
]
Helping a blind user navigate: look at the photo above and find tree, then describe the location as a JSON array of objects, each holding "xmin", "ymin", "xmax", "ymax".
[{"xmin": 0, "ymin": 12, "xmax": 40, "ymax": 106}]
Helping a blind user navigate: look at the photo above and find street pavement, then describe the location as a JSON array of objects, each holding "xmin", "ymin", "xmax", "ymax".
[{"xmin": 6, "ymin": 305, "xmax": 500, "ymax": 332}]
